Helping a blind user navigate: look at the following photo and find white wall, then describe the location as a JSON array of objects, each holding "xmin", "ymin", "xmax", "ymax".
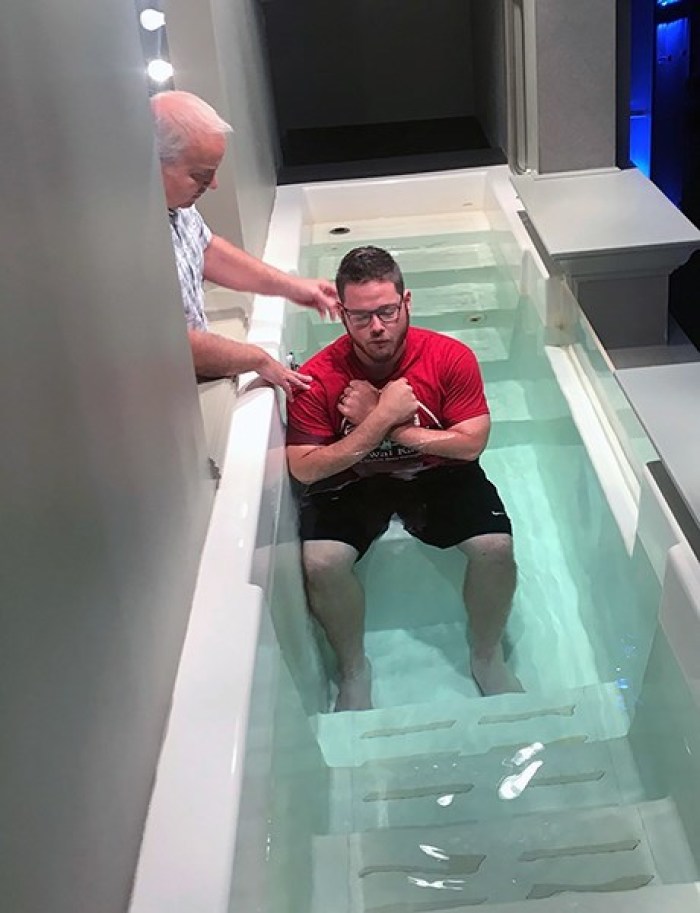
[
  {"xmin": 0, "ymin": 2, "xmax": 213, "ymax": 911},
  {"xmin": 166, "ymin": 0, "xmax": 279, "ymax": 258}
]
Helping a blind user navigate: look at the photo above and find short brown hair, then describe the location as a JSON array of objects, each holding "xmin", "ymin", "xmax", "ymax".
[{"xmin": 336, "ymin": 246, "xmax": 404, "ymax": 302}]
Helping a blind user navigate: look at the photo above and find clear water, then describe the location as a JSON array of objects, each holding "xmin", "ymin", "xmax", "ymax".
[
  {"xmin": 258, "ymin": 222, "xmax": 700, "ymax": 913},
  {"xmin": 293, "ymin": 227, "xmax": 660, "ymax": 706}
]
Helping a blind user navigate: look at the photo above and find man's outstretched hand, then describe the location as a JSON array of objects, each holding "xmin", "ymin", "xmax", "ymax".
[
  {"xmin": 257, "ymin": 356, "xmax": 313, "ymax": 400},
  {"xmin": 289, "ymin": 278, "xmax": 339, "ymax": 319}
]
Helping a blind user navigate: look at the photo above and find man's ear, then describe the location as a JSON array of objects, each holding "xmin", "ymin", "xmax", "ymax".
[{"xmin": 404, "ymin": 290, "xmax": 412, "ymax": 315}]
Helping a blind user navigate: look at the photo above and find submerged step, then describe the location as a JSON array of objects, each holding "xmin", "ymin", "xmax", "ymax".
[
  {"xmin": 362, "ymin": 720, "xmax": 458, "ymax": 740},
  {"xmin": 360, "ymin": 882, "xmax": 700, "ymax": 913},
  {"xmin": 409, "ymin": 281, "xmax": 520, "ymax": 315},
  {"xmin": 310, "ymin": 237, "xmax": 504, "ymax": 280},
  {"xmin": 311, "ymin": 799, "xmax": 697, "ymax": 913},
  {"xmin": 325, "ymin": 736, "xmax": 643, "ymax": 835},
  {"xmin": 315, "ymin": 682, "xmax": 629, "ymax": 769},
  {"xmin": 410, "ymin": 308, "xmax": 519, "ymax": 335}
]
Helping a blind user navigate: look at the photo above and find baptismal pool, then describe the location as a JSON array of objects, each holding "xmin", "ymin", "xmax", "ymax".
[
  {"xmin": 252, "ymin": 213, "xmax": 700, "ymax": 913},
  {"xmin": 292, "ymin": 218, "xmax": 659, "ymax": 706}
]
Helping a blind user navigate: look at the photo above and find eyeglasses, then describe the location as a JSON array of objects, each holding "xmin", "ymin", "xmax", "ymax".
[{"xmin": 340, "ymin": 299, "xmax": 404, "ymax": 328}]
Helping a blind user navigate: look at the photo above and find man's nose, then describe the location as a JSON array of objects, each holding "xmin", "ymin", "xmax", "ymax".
[
  {"xmin": 369, "ymin": 313, "xmax": 385, "ymax": 331},
  {"xmin": 209, "ymin": 174, "xmax": 218, "ymax": 191}
]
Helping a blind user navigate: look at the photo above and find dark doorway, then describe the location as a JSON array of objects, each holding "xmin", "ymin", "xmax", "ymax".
[{"xmin": 258, "ymin": 0, "xmax": 507, "ymax": 183}]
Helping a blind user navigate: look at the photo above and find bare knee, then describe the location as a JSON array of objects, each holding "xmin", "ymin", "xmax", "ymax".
[
  {"xmin": 303, "ymin": 540, "xmax": 358, "ymax": 589},
  {"xmin": 460, "ymin": 534, "xmax": 516, "ymax": 573}
]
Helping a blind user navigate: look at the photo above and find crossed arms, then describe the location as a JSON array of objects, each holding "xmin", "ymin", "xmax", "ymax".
[{"xmin": 286, "ymin": 378, "xmax": 490, "ymax": 486}]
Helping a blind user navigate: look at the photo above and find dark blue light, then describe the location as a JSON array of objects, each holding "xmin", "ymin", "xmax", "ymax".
[
  {"xmin": 630, "ymin": 114, "xmax": 651, "ymax": 177},
  {"xmin": 657, "ymin": 0, "xmax": 683, "ymax": 7},
  {"xmin": 652, "ymin": 16, "xmax": 690, "ymax": 204}
]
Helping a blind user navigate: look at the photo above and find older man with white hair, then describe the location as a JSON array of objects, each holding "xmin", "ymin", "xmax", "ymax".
[{"xmin": 151, "ymin": 90, "xmax": 338, "ymax": 397}]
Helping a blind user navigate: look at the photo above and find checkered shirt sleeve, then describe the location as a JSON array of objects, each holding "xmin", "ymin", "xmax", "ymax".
[{"xmin": 168, "ymin": 206, "xmax": 213, "ymax": 331}]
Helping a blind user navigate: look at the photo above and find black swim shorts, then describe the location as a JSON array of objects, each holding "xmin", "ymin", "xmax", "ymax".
[{"xmin": 297, "ymin": 461, "xmax": 512, "ymax": 559}]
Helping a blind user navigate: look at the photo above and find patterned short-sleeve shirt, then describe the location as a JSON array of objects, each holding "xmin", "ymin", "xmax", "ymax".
[{"xmin": 168, "ymin": 205, "xmax": 212, "ymax": 331}]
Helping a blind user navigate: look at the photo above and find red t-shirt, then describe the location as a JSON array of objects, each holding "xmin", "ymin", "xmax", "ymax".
[{"xmin": 286, "ymin": 327, "xmax": 489, "ymax": 482}]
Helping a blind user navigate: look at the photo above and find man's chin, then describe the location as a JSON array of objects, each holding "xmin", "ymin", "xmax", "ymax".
[{"xmin": 363, "ymin": 344, "xmax": 395, "ymax": 363}]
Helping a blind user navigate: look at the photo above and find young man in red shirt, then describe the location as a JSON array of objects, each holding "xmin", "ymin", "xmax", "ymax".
[{"xmin": 286, "ymin": 246, "xmax": 522, "ymax": 711}]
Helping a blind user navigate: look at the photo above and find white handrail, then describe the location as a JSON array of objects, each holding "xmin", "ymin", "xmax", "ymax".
[{"xmin": 129, "ymin": 578, "xmax": 265, "ymax": 913}]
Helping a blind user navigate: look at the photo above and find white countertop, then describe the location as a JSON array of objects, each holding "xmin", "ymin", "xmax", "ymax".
[
  {"xmin": 616, "ymin": 362, "xmax": 700, "ymax": 530},
  {"xmin": 511, "ymin": 168, "xmax": 700, "ymax": 260}
]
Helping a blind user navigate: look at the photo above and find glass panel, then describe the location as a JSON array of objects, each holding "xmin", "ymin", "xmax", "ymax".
[{"xmin": 569, "ymin": 286, "xmax": 659, "ymax": 483}]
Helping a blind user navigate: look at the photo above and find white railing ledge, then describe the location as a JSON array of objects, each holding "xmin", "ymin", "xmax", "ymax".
[{"xmin": 129, "ymin": 581, "xmax": 264, "ymax": 913}]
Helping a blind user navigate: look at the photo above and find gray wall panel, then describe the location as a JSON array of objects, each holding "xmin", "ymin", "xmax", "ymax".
[
  {"xmin": 212, "ymin": 0, "xmax": 279, "ymax": 256},
  {"xmin": 163, "ymin": 0, "xmax": 247, "ymax": 249},
  {"xmin": 167, "ymin": 0, "xmax": 279, "ymax": 258},
  {"xmin": 0, "ymin": 2, "xmax": 213, "ymax": 911},
  {"xmin": 535, "ymin": 0, "xmax": 616, "ymax": 172}
]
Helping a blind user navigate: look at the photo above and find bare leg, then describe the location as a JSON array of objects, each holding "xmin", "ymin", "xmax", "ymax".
[
  {"xmin": 457, "ymin": 533, "xmax": 523, "ymax": 695},
  {"xmin": 303, "ymin": 539, "xmax": 372, "ymax": 711}
]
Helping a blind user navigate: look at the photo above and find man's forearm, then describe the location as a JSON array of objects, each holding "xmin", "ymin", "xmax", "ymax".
[
  {"xmin": 389, "ymin": 424, "xmax": 487, "ymax": 461},
  {"xmin": 203, "ymin": 235, "xmax": 298, "ymax": 299},
  {"xmin": 289, "ymin": 411, "xmax": 395, "ymax": 485},
  {"xmin": 188, "ymin": 328, "xmax": 268, "ymax": 379}
]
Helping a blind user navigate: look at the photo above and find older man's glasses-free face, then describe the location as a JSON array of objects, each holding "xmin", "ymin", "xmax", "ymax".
[{"xmin": 340, "ymin": 299, "xmax": 404, "ymax": 329}]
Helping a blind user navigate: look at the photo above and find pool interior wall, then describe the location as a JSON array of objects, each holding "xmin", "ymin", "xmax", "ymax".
[{"xmin": 130, "ymin": 167, "xmax": 700, "ymax": 913}]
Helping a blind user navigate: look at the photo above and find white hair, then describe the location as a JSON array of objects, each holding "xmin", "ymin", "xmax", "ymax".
[{"xmin": 151, "ymin": 91, "xmax": 232, "ymax": 164}]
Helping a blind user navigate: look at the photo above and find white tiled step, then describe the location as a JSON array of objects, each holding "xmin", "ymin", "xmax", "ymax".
[
  {"xmin": 394, "ymin": 241, "xmax": 499, "ymax": 275},
  {"xmin": 326, "ymin": 736, "xmax": 644, "ymax": 834},
  {"xmin": 312, "ymin": 241, "xmax": 501, "ymax": 281},
  {"xmin": 409, "ymin": 282, "xmax": 519, "ymax": 315},
  {"xmin": 315, "ymin": 683, "xmax": 629, "ymax": 769},
  {"xmin": 309, "ymin": 212, "xmax": 493, "ymax": 246},
  {"xmin": 310, "ymin": 799, "xmax": 697, "ymax": 913}
]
